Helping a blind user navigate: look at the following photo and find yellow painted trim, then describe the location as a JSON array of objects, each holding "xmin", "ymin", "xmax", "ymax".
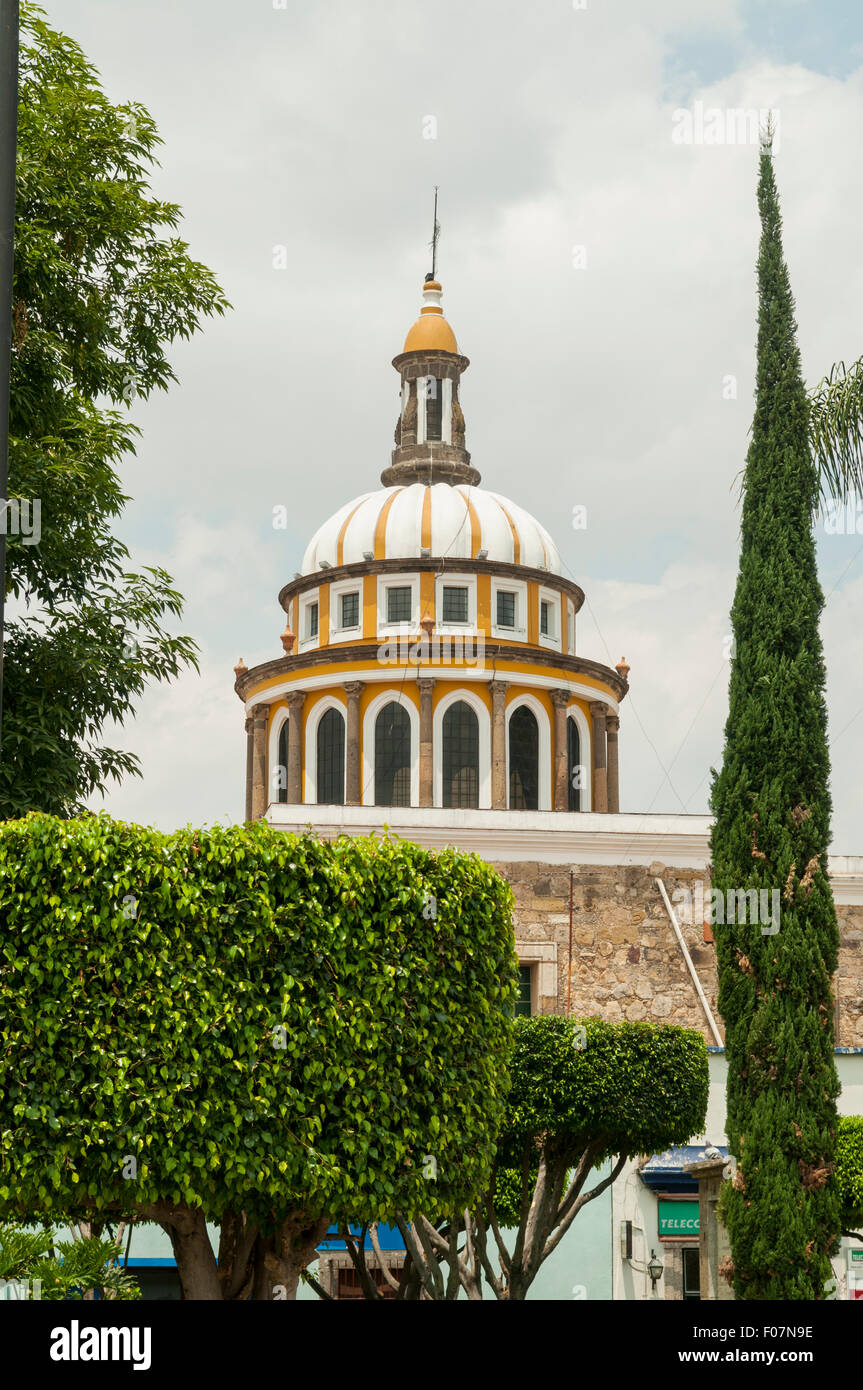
[
  {"xmin": 336, "ymin": 498, "xmax": 367, "ymax": 568},
  {"xmin": 496, "ymin": 498, "xmax": 521, "ymax": 565},
  {"xmin": 320, "ymin": 582, "xmax": 331, "ymax": 647},
  {"xmin": 476, "ymin": 573, "xmax": 491, "ymax": 631},
  {"xmin": 245, "ymin": 659, "xmax": 615, "ymax": 702},
  {"xmin": 464, "ymin": 493, "xmax": 482, "ymax": 557},
  {"xmin": 527, "ymin": 581, "xmax": 538, "ymax": 646},
  {"xmin": 432, "ymin": 680, "xmax": 492, "ymax": 714},
  {"xmin": 420, "ymin": 569, "xmax": 435, "ymax": 625},
  {"xmin": 373, "ymin": 488, "xmax": 403, "ymax": 559},
  {"xmin": 421, "ymin": 486, "xmax": 432, "ymax": 551},
  {"xmin": 363, "ymin": 573, "xmax": 376, "ymax": 639}
]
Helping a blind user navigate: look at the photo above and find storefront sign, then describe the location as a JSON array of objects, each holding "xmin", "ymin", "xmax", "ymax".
[{"xmin": 658, "ymin": 1198, "xmax": 699, "ymax": 1238}]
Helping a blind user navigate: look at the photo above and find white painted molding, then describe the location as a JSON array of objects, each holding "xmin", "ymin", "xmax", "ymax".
[
  {"xmin": 432, "ymin": 687, "xmax": 492, "ymax": 810},
  {"xmin": 505, "ymin": 690, "xmax": 551, "ymax": 811},
  {"xmin": 361, "ymin": 687, "xmax": 420, "ymax": 808},
  {"xmin": 303, "ymin": 693, "xmax": 347, "ymax": 805}
]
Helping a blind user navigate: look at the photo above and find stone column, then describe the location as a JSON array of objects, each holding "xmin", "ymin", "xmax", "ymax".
[
  {"xmin": 490, "ymin": 680, "xmax": 508, "ymax": 810},
  {"xmin": 250, "ymin": 704, "xmax": 270, "ymax": 820},
  {"xmin": 285, "ymin": 691, "xmax": 306, "ymax": 804},
  {"xmin": 606, "ymin": 714, "xmax": 620, "ymax": 814},
  {"xmin": 343, "ymin": 681, "xmax": 365, "ymax": 806},
  {"xmin": 589, "ymin": 701, "xmax": 608, "ymax": 814},
  {"xmin": 418, "ymin": 678, "xmax": 435, "ymax": 807},
  {"xmin": 244, "ymin": 713, "xmax": 254, "ymax": 822},
  {"xmin": 551, "ymin": 689, "xmax": 571, "ymax": 811},
  {"xmin": 684, "ymin": 1156, "xmax": 734, "ymax": 1301}
]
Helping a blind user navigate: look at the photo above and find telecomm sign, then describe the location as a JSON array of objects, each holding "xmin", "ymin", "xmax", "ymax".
[{"xmin": 658, "ymin": 1199, "xmax": 699, "ymax": 1238}]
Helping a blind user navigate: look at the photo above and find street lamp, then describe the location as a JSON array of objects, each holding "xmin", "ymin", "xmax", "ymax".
[{"xmin": 647, "ymin": 1249, "xmax": 664, "ymax": 1290}]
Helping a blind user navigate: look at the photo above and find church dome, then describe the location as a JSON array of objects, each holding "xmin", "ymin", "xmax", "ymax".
[
  {"xmin": 301, "ymin": 483, "xmax": 562, "ymax": 575},
  {"xmin": 402, "ymin": 279, "xmax": 459, "ymax": 354}
]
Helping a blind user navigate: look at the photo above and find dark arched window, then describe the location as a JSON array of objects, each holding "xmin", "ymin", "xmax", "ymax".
[
  {"xmin": 568, "ymin": 715, "xmax": 581, "ymax": 812},
  {"xmin": 442, "ymin": 700, "xmax": 479, "ymax": 809},
  {"xmin": 509, "ymin": 705, "xmax": 539, "ymax": 810},
  {"xmin": 316, "ymin": 707, "xmax": 345, "ymax": 805},
  {"xmin": 277, "ymin": 717, "xmax": 289, "ymax": 804},
  {"xmin": 375, "ymin": 701, "xmax": 411, "ymax": 807}
]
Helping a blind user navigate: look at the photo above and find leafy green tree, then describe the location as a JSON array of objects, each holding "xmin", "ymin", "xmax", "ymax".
[
  {"xmin": 710, "ymin": 132, "xmax": 841, "ymax": 1299},
  {"xmin": 337, "ymin": 1016, "xmax": 709, "ymax": 1301},
  {"xmin": 0, "ymin": 815, "xmax": 516, "ymax": 1299},
  {"xmin": 837, "ymin": 1116, "xmax": 863, "ymax": 1241},
  {"xmin": 1, "ymin": 4, "xmax": 228, "ymax": 816},
  {"xmin": 0, "ymin": 1224, "xmax": 140, "ymax": 1300}
]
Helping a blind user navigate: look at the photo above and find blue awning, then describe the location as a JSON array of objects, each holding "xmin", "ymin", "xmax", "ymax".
[{"xmin": 639, "ymin": 1145, "xmax": 729, "ymax": 1193}]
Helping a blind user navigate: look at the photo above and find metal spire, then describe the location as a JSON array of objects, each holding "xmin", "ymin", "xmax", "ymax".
[{"xmin": 426, "ymin": 187, "xmax": 440, "ymax": 281}]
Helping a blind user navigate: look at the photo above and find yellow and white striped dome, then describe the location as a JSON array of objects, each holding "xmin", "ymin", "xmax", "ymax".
[{"xmin": 301, "ymin": 484, "xmax": 562, "ymax": 575}]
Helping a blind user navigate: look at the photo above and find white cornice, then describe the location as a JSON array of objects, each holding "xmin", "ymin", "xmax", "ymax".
[{"xmin": 262, "ymin": 804, "xmax": 863, "ymax": 899}]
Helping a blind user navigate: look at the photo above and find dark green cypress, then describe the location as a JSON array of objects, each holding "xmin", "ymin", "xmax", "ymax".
[{"xmin": 710, "ymin": 133, "xmax": 841, "ymax": 1300}]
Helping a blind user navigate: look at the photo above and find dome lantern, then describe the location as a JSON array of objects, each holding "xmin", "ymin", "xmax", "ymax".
[{"xmin": 383, "ymin": 277, "xmax": 479, "ymax": 489}]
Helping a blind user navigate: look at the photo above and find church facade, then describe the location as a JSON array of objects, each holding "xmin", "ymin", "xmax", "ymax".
[{"xmin": 233, "ymin": 273, "xmax": 863, "ymax": 1300}]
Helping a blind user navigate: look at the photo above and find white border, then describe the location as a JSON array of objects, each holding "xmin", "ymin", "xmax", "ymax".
[
  {"xmin": 505, "ymin": 692, "xmax": 552, "ymax": 811},
  {"xmin": 377, "ymin": 572, "xmax": 420, "ymax": 638},
  {"xmin": 361, "ymin": 688, "xmax": 420, "ymax": 807},
  {"xmin": 491, "ymin": 576, "xmax": 528, "ymax": 641},
  {"xmin": 538, "ymin": 585, "xmax": 562, "ymax": 652},
  {"xmin": 433, "ymin": 687, "xmax": 492, "ymax": 810},
  {"xmin": 304, "ymin": 693, "xmax": 347, "ymax": 804},
  {"xmin": 297, "ymin": 587, "xmax": 321, "ymax": 654},
  {"xmin": 268, "ymin": 704, "xmax": 291, "ymax": 801},
  {"xmin": 329, "ymin": 577, "xmax": 363, "ymax": 640},
  {"xmin": 434, "ymin": 571, "xmax": 477, "ymax": 635},
  {"xmin": 567, "ymin": 703, "xmax": 592, "ymax": 812}
]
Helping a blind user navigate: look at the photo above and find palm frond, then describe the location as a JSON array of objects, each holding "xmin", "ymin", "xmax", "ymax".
[{"xmin": 809, "ymin": 357, "xmax": 863, "ymax": 504}]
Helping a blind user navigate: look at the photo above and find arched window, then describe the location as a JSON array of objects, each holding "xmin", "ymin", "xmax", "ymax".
[
  {"xmin": 442, "ymin": 700, "xmax": 479, "ymax": 809},
  {"xmin": 568, "ymin": 715, "xmax": 581, "ymax": 812},
  {"xmin": 375, "ymin": 701, "xmax": 411, "ymax": 807},
  {"xmin": 316, "ymin": 707, "xmax": 345, "ymax": 805},
  {"xmin": 277, "ymin": 717, "xmax": 289, "ymax": 804},
  {"xmin": 509, "ymin": 705, "xmax": 539, "ymax": 810}
]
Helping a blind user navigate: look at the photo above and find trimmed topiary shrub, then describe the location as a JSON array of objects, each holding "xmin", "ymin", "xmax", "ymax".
[{"xmin": 0, "ymin": 813, "xmax": 517, "ymax": 1298}]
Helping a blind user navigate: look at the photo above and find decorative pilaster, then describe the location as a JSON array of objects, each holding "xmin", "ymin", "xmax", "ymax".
[
  {"xmin": 343, "ymin": 682, "xmax": 365, "ymax": 806},
  {"xmin": 589, "ymin": 701, "xmax": 608, "ymax": 814},
  {"xmin": 244, "ymin": 713, "xmax": 254, "ymax": 822},
  {"xmin": 418, "ymin": 678, "xmax": 435, "ymax": 807},
  {"xmin": 550, "ymin": 689, "xmax": 571, "ymax": 812},
  {"xmin": 250, "ymin": 705, "xmax": 270, "ymax": 820},
  {"xmin": 285, "ymin": 691, "xmax": 306, "ymax": 804},
  {"xmin": 606, "ymin": 714, "xmax": 620, "ymax": 814},
  {"xmin": 489, "ymin": 680, "xmax": 508, "ymax": 810}
]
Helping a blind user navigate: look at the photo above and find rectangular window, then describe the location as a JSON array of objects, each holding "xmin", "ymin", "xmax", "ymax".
[
  {"xmin": 540, "ymin": 600, "xmax": 550, "ymax": 636},
  {"xmin": 386, "ymin": 586, "xmax": 413, "ymax": 624},
  {"xmin": 340, "ymin": 591, "xmax": 359, "ymax": 628},
  {"xmin": 307, "ymin": 602, "xmax": 319, "ymax": 639},
  {"xmin": 682, "ymin": 1247, "xmax": 701, "ymax": 1300},
  {"xmin": 515, "ymin": 965, "xmax": 533, "ymax": 1017},
  {"xmin": 496, "ymin": 590, "xmax": 516, "ymax": 629},
  {"xmin": 425, "ymin": 377, "xmax": 442, "ymax": 440},
  {"xmin": 441, "ymin": 585, "xmax": 469, "ymax": 624}
]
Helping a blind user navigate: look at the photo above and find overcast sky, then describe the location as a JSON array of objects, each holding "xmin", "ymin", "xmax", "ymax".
[{"xmin": 44, "ymin": 0, "xmax": 863, "ymax": 851}]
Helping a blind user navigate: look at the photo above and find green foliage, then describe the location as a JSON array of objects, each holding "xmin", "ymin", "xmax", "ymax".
[
  {"xmin": 0, "ymin": 815, "xmax": 516, "ymax": 1230},
  {"xmin": 1, "ymin": 4, "xmax": 229, "ymax": 816},
  {"xmin": 0, "ymin": 1225, "xmax": 140, "ymax": 1300},
  {"xmin": 710, "ymin": 135, "xmax": 841, "ymax": 1299},
  {"xmin": 493, "ymin": 1015, "xmax": 708, "ymax": 1226},
  {"xmin": 809, "ymin": 358, "xmax": 863, "ymax": 505},
  {"xmin": 837, "ymin": 1116, "xmax": 863, "ymax": 1233}
]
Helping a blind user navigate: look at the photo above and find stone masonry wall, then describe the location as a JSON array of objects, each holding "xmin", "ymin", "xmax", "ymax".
[{"xmin": 494, "ymin": 860, "xmax": 863, "ymax": 1048}]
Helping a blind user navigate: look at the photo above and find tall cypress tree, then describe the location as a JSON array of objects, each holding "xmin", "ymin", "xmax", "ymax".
[{"xmin": 710, "ymin": 131, "xmax": 841, "ymax": 1300}]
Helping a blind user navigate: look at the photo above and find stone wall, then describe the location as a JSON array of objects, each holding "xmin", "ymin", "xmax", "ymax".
[{"xmin": 495, "ymin": 860, "xmax": 863, "ymax": 1047}]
